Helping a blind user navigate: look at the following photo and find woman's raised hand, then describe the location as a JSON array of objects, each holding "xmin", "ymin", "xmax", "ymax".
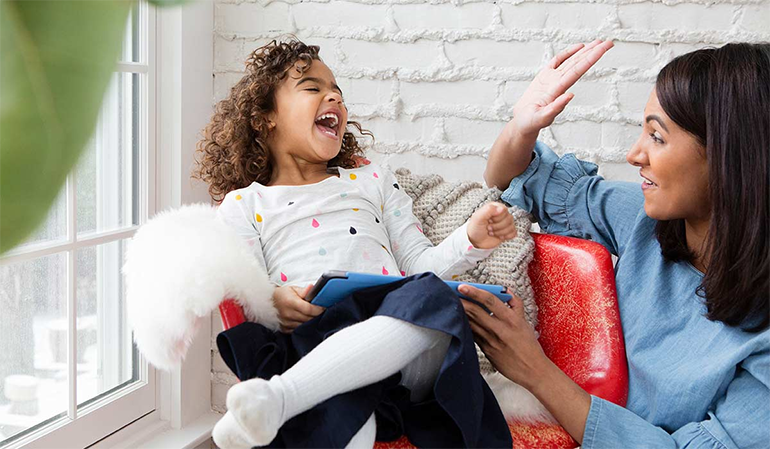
[{"xmin": 512, "ymin": 40, "xmax": 614, "ymax": 138}]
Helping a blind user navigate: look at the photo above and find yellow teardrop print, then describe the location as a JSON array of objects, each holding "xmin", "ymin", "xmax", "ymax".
[
  {"xmin": 255, "ymin": 213, "xmax": 263, "ymax": 223},
  {"xmin": 350, "ymin": 174, "xmax": 357, "ymax": 180}
]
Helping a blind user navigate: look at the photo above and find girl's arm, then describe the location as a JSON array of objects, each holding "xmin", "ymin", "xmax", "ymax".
[{"xmin": 484, "ymin": 40, "xmax": 614, "ymax": 190}]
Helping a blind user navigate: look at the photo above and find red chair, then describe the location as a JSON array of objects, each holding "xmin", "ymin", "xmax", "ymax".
[{"xmin": 217, "ymin": 233, "xmax": 628, "ymax": 449}]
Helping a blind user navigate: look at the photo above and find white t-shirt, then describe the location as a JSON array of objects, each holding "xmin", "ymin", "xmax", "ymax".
[{"xmin": 216, "ymin": 162, "xmax": 492, "ymax": 288}]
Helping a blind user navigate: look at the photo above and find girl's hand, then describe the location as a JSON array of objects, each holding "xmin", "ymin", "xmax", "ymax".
[
  {"xmin": 511, "ymin": 40, "xmax": 614, "ymax": 138},
  {"xmin": 272, "ymin": 285, "xmax": 325, "ymax": 333},
  {"xmin": 467, "ymin": 202, "xmax": 517, "ymax": 249},
  {"xmin": 459, "ymin": 284, "xmax": 548, "ymax": 389}
]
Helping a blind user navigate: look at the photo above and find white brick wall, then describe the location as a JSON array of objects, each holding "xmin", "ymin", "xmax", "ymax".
[{"xmin": 210, "ymin": 0, "xmax": 770, "ymax": 412}]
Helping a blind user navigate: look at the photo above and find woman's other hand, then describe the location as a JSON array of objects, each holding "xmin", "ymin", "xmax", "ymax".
[
  {"xmin": 272, "ymin": 284, "xmax": 325, "ymax": 333},
  {"xmin": 467, "ymin": 202, "xmax": 517, "ymax": 249},
  {"xmin": 459, "ymin": 284, "xmax": 546, "ymax": 388},
  {"xmin": 512, "ymin": 40, "xmax": 614, "ymax": 138},
  {"xmin": 460, "ymin": 283, "xmax": 593, "ymax": 443}
]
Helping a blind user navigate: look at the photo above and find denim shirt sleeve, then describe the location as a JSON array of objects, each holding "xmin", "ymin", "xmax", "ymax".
[
  {"xmin": 500, "ymin": 141, "xmax": 645, "ymax": 256},
  {"xmin": 583, "ymin": 348, "xmax": 770, "ymax": 449}
]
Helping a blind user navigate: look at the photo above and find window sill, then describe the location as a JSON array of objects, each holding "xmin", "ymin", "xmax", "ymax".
[{"xmin": 91, "ymin": 411, "xmax": 220, "ymax": 449}]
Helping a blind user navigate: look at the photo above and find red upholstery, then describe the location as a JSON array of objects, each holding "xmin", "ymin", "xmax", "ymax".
[{"xmin": 217, "ymin": 232, "xmax": 627, "ymax": 449}]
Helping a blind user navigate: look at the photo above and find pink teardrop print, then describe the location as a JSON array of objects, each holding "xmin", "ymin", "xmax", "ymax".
[
  {"xmin": 382, "ymin": 267, "xmax": 389, "ymax": 275},
  {"xmin": 312, "ymin": 218, "xmax": 320, "ymax": 228},
  {"xmin": 280, "ymin": 272, "xmax": 288, "ymax": 282},
  {"xmin": 400, "ymin": 271, "xmax": 406, "ymax": 276},
  {"xmin": 373, "ymin": 172, "xmax": 379, "ymax": 178},
  {"xmin": 467, "ymin": 245, "xmax": 473, "ymax": 251},
  {"xmin": 416, "ymin": 224, "xmax": 423, "ymax": 233}
]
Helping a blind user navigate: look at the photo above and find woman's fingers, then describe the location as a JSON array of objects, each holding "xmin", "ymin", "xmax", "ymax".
[
  {"xmin": 547, "ymin": 40, "xmax": 612, "ymax": 100},
  {"xmin": 557, "ymin": 39, "xmax": 604, "ymax": 74},
  {"xmin": 549, "ymin": 42, "xmax": 585, "ymax": 69}
]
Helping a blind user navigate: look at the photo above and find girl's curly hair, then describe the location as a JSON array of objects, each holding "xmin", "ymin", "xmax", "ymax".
[{"xmin": 193, "ymin": 39, "xmax": 373, "ymax": 202}]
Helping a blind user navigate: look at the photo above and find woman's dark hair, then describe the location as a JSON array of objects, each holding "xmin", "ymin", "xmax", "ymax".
[
  {"xmin": 655, "ymin": 43, "xmax": 769, "ymax": 332},
  {"xmin": 193, "ymin": 38, "xmax": 372, "ymax": 201}
]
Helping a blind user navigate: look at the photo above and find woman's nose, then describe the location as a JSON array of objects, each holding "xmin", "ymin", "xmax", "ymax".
[{"xmin": 626, "ymin": 134, "xmax": 646, "ymax": 167}]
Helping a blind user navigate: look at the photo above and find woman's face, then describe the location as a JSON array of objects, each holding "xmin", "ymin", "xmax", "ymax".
[
  {"xmin": 626, "ymin": 89, "xmax": 711, "ymax": 223},
  {"xmin": 267, "ymin": 59, "xmax": 348, "ymax": 163}
]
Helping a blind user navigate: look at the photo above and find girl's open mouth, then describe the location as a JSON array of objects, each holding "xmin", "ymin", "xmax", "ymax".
[{"xmin": 315, "ymin": 112, "xmax": 340, "ymax": 139}]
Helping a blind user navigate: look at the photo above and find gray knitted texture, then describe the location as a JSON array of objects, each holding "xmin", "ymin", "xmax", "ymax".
[{"xmin": 394, "ymin": 169, "xmax": 538, "ymax": 374}]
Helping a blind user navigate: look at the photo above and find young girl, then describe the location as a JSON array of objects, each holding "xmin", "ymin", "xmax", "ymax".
[{"xmin": 194, "ymin": 39, "xmax": 517, "ymax": 448}]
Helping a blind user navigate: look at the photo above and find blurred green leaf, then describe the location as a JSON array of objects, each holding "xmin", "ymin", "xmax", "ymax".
[{"xmin": 0, "ymin": 0, "xmax": 133, "ymax": 253}]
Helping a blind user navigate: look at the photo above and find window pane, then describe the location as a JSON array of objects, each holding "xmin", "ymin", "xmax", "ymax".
[
  {"xmin": 76, "ymin": 240, "xmax": 137, "ymax": 407},
  {"xmin": 77, "ymin": 72, "xmax": 141, "ymax": 237},
  {"xmin": 0, "ymin": 253, "xmax": 67, "ymax": 444},
  {"xmin": 13, "ymin": 188, "xmax": 67, "ymax": 251},
  {"xmin": 120, "ymin": 3, "xmax": 141, "ymax": 63}
]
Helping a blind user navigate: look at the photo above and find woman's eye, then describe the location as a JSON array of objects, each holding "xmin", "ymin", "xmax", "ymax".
[{"xmin": 649, "ymin": 132, "xmax": 664, "ymax": 144}]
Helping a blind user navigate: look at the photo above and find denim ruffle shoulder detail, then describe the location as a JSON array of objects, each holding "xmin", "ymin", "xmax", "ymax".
[{"xmin": 501, "ymin": 141, "xmax": 597, "ymax": 235}]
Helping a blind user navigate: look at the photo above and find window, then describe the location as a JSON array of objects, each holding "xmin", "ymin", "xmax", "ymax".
[{"xmin": 0, "ymin": 4, "xmax": 157, "ymax": 448}]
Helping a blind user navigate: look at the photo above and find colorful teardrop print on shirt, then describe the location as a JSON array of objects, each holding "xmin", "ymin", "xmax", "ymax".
[
  {"xmin": 400, "ymin": 271, "xmax": 406, "ymax": 276},
  {"xmin": 312, "ymin": 218, "xmax": 320, "ymax": 228},
  {"xmin": 349, "ymin": 226, "xmax": 357, "ymax": 235},
  {"xmin": 235, "ymin": 194, "xmax": 242, "ymax": 200},
  {"xmin": 373, "ymin": 172, "xmax": 379, "ymax": 178},
  {"xmin": 280, "ymin": 272, "xmax": 288, "ymax": 282},
  {"xmin": 341, "ymin": 193, "xmax": 348, "ymax": 198},
  {"xmin": 319, "ymin": 247, "xmax": 327, "ymax": 256},
  {"xmin": 255, "ymin": 213, "xmax": 263, "ymax": 223},
  {"xmin": 382, "ymin": 267, "xmax": 389, "ymax": 275},
  {"xmin": 349, "ymin": 174, "xmax": 357, "ymax": 180},
  {"xmin": 375, "ymin": 217, "xmax": 380, "ymax": 224},
  {"xmin": 393, "ymin": 183, "xmax": 399, "ymax": 190},
  {"xmin": 416, "ymin": 224, "xmax": 423, "ymax": 233},
  {"xmin": 393, "ymin": 209, "xmax": 401, "ymax": 217}
]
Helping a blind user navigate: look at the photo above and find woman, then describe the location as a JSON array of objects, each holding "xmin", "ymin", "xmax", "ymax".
[{"xmin": 461, "ymin": 41, "xmax": 769, "ymax": 448}]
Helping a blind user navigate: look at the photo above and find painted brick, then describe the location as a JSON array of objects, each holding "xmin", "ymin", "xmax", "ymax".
[
  {"xmin": 602, "ymin": 122, "xmax": 641, "ymax": 150},
  {"xmin": 443, "ymin": 118, "xmax": 507, "ymax": 146},
  {"xmin": 617, "ymin": 81, "xmax": 653, "ymax": 117},
  {"xmin": 214, "ymin": 71, "xmax": 245, "ymax": 102},
  {"xmin": 618, "ymin": 3, "xmax": 734, "ymax": 30},
  {"xmin": 400, "ymin": 80, "xmax": 497, "ymax": 106},
  {"xmin": 340, "ymin": 40, "xmax": 441, "ymax": 69},
  {"xmin": 292, "ymin": 2, "xmax": 389, "ymax": 28},
  {"xmin": 550, "ymin": 121, "xmax": 602, "ymax": 149},
  {"xmin": 445, "ymin": 41, "xmax": 546, "ymax": 68},
  {"xmin": 361, "ymin": 117, "xmax": 436, "ymax": 142},
  {"xmin": 214, "ymin": 36, "xmax": 250, "ymax": 72},
  {"xmin": 501, "ymin": 3, "xmax": 614, "ymax": 29},
  {"xmin": 594, "ymin": 41, "xmax": 658, "ymax": 71},
  {"xmin": 336, "ymin": 78, "xmax": 395, "ymax": 104},
  {"xmin": 215, "ymin": 2, "xmax": 291, "ymax": 34},
  {"xmin": 737, "ymin": 4, "xmax": 770, "ymax": 33},
  {"xmin": 392, "ymin": 3, "xmax": 496, "ymax": 29}
]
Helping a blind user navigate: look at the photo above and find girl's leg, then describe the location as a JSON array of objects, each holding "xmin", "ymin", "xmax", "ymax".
[{"xmin": 227, "ymin": 316, "xmax": 445, "ymax": 445}]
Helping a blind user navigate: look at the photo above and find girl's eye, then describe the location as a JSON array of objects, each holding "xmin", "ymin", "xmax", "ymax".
[
  {"xmin": 305, "ymin": 88, "xmax": 320, "ymax": 92},
  {"xmin": 650, "ymin": 132, "xmax": 664, "ymax": 144}
]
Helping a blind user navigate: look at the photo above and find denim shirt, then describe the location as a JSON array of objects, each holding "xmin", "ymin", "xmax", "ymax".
[{"xmin": 501, "ymin": 142, "xmax": 770, "ymax": 449}]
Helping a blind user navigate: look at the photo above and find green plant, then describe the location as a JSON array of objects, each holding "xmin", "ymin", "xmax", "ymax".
[{"xmin": 0, "ymin": 0, "xmax": 184, "ymax": 254}]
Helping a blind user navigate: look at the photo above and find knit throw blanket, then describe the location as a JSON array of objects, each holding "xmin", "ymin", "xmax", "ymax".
[
  {"xmin": 394, "ymin": 168, "xmax": 538, "ymax": 374},
  {"xmin": 394, "ymin": 169, "xmax": 554, "ymax": 421}
]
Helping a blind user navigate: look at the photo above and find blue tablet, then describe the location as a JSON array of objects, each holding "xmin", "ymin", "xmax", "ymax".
[{"xmin": 307, "ymin": 270, "xmax": 512, "ymax": 308}]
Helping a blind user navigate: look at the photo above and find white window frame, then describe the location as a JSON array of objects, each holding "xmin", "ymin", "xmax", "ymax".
[{"xmin": 2, "ymin": 1, "xmax": 217, "ymax": 448}]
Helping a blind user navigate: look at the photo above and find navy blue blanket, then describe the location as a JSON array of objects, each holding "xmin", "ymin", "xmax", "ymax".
[{"xmin": 216, "ymin": 272, "xmax": 512, "ymax": 448}]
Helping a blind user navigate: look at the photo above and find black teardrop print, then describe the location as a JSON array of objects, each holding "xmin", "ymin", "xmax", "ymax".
[
  {"xmin": 349, "ymin": 226, "xmax": 357, "ymax": 235},
  {"xmin": 393, "ymin": 183, "xmax": 400, "ymax": 189},
  {"xmin": 288, "ymin": 201, "xmax": 294, "ymax": 206},
  {"xmin": 375, "ymin": 217, "xmax": 380, "ymax": 224}
]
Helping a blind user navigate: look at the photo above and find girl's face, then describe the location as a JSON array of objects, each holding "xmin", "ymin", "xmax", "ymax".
[
  {"xmin": 626, "ymin": 89, "xmax": 711, "ymax": 223},
  {"xmin": 267, "ymin": 59, "xmax": 348, "ymax": 164}
]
